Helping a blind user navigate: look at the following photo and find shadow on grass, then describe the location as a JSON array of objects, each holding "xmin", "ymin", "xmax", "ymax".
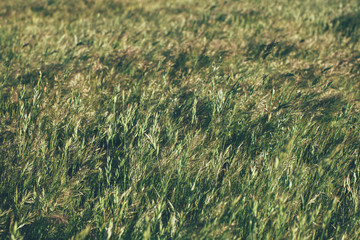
[
  {"xmin": 246, "ymin": 40, "xmax": 297, "ymax": 60},
  {"xmin": 219, "ymin": 9, "xmax": 261, "ymax": 26},
  {"xmin": 172, "ymin": 87, "xmax": 212, "ymax": 131},
  {"xmin": 332, "ymin": 12, "xmax": 360, "ymax": 42},
  {"xmin": 21, "ymin": 216, "xmax": 69, "ymax": 240}
]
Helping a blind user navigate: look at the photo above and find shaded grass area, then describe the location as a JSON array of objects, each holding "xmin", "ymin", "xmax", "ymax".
[{"xmin": 1, "ymin": 0, "xmax": 360, "ymax": 239}]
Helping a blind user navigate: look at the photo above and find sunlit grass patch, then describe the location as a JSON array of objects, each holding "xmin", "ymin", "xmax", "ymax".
[{"xmin": 1, "ymin": 0, "xmax": 360, "ymax": 239}]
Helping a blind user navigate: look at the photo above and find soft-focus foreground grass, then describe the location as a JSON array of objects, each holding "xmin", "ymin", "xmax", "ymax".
[{"xmin": 1, "ymin": 0, "xmax": 360, "ymax": 239}]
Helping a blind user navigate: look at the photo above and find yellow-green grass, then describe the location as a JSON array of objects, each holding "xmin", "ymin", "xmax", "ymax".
[{"xmin": 1, "ymin": 0, "xmax": 360, "ymax": 239}]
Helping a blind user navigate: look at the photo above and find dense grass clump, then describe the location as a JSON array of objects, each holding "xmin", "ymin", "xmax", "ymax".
[{"xmin": 1, "ymin": 0, "xmax": 360, "ymax": 239}]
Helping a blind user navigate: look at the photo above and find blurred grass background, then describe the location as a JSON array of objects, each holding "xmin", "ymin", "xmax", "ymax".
[{"xmin": 1, "ymin": 0, "xmax": 360, "ymax": 239}]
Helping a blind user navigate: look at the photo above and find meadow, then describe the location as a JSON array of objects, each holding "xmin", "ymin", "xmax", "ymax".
[{"xmin": 1, "ymin": 0, "xmax": 360, "ymax": 239}]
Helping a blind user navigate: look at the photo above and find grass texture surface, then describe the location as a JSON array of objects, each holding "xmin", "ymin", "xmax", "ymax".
[{"xmin": 1, "ymin": 0, "xmax": 360, "ymax": 239}]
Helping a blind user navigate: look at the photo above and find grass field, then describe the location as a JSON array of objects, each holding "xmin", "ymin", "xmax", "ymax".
[{"xmin": 1, "ymin": 0, "xmax": 360, "ymax": 239}]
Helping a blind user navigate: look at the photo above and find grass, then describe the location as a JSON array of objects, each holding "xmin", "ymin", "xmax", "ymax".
[{"xmin": 1, "ymin": 0, "xmax": 360, "ymax": 239}]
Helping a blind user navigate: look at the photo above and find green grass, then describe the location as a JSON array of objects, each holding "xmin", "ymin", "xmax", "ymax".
[{"xmin": 1, "ymin": 0, "xmax": 360, "ymax": 239}]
